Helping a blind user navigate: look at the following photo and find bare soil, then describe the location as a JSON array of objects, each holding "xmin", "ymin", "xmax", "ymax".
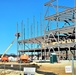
[
  {"xmin": 0, "ymin": 60, "xmax": 76, "ymax": 75},
  {"xmin": 37, "ymin": 60, "xmax": 76, "ymax": 75}
]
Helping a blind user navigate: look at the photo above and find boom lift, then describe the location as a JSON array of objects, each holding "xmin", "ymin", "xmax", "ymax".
[{"xmin": 1, "ymin": 33, "xmax": 20, "ymax": 62}]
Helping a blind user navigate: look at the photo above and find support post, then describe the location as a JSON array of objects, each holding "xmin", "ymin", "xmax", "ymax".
[
  {"xmin": 41, "ymin": 49, "xmax": 42, "ymax": 60},
  {"xmin": 69, "ymin": 47, "xmax": 71, "ymax": 61},
  {"xmin": 45, "ymin": 48, "xmax": 46, "ymax": 60},
  {"xmin": 65, "ymin": 49, "xmax": 68, "ymax": 60},
  {"xmin": 72, "ymin": 56, "xmax": 75, "ymax": 75}
]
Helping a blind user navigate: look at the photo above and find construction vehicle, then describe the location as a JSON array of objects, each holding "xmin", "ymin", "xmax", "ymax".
[
  {"xmin": 1, "ymin": 56, "xmax": 8, "ymax": 62},
  {"xmin": 1, "ymin": 33, "xmax": 20, "ymax": 62},
  {"xmin": 20, "ymin": 54, "xmax": 30, "ymax": 63}
]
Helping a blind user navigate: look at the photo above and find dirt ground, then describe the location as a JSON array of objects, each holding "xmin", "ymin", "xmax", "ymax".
[
  {"xmin": 0, "ymin": 60, "xmax": 76, "ymax": 75},
  {"xmin": 0, "ymin": 69, "xmax": 44, "ymax": 75},
  {"xmin": 36, "ymin": 60, "xmax": 76, "ymax": 75}
]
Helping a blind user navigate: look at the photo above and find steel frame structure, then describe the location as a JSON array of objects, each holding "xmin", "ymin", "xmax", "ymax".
[
  {"xmin": 44, "ymin": 0, "xmax": 76, "ymax": 60},
  {"xmin": 18, "ymin": 0, "xmax": 76, "ymax": 61}
]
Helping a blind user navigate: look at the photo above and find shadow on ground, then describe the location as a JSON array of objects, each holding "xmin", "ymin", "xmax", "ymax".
[{"xmin": 36, "ymin": 70, "xmax": 57, "ymax": 75}]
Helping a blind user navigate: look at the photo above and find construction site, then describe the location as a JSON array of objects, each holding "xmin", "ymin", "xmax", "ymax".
[
  {"xmin": 0, "ymin": 0, "xmax": 76, "ymax": 75},
  {"xmin": 18, "ymin": 0, "xmax": 76, "ymax": 62}
]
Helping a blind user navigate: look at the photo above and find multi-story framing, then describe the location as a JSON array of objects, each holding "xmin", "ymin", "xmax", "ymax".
[{"xmin": 18, "ymin": 0, "xmax": 76, "ymax": 60}]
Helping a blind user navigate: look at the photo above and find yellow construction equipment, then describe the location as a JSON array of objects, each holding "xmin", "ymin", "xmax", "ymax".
[
  {"xmin": 1, "ymin": 38, "xmax": 17, "ymax": 58},
  {"xmin": 1, "ymin": 33, "xmax": 20, "ymax": 61}
]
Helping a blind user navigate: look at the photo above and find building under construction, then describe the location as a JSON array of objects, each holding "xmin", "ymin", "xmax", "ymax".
[{"xmin": 18, "ymin": 0, "xmax": 76, "ymax": 61}]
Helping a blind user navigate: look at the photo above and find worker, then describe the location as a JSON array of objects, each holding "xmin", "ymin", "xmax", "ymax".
[{"xmin": 15, "ymin": 32, "xmax": 20, "ymax": 39}]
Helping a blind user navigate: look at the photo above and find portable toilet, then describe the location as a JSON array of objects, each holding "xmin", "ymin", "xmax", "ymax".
[{"xmin": 50, "ymin": 53, "xmax": 57, "ymax": 63}]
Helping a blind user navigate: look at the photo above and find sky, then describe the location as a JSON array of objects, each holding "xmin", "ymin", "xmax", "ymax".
[{"xmin": 0, "ymin": 0, "xmax": 75, "ymax": 55}]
